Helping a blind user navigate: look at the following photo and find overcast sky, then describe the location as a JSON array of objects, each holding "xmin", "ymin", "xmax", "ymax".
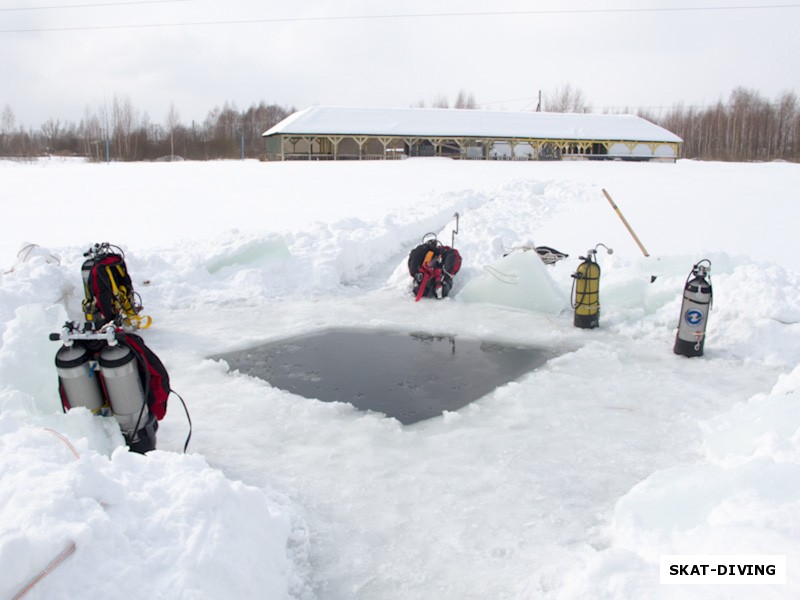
[{"xmin": 2, "ymin": 0, "xmax": 799, "ymax": 128}]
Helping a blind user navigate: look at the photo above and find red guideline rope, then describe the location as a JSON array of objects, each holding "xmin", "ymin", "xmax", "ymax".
[
  {"xmin": 12, "ymin": 542, "xmax": 77, "ymax": 600},
  {"xmin": 12, "ymin": 429, "xmax": 81, "ymax": 599},
  {"xmin": 44, "ymin": 428, "xmax": 80, "ymax": 460}
]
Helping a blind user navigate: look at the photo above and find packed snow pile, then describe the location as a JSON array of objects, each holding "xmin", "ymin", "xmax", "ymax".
[
  {"xmin": 0, "ymin": 413, "xmax": 308, "ymax": 600},
  {"xmin": 1, "ymin": 157, "xmax": 799, "ymax": 599},
  {"xmin": 539, "ymin": 365, "xmax": 800, "ymax": 600}
]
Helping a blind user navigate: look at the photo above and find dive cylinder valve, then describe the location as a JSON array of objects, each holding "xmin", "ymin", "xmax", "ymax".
[
  {"xmin": 674, "ymin": 259, "xmax": 712, "ymax": 357},
  {"xmin": 571, "ymin": 243, "xmax": 613, "ymax": 329}
]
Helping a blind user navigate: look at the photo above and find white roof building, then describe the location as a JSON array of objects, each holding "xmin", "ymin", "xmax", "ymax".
[{"xmin": 262, "ymin": 106, "xmax": 682, "ymax": 162}]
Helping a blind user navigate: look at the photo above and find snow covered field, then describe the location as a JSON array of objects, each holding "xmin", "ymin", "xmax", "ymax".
[{"xmin": 1, "ymin": 156, "xmax": 799, "ymax": 599}]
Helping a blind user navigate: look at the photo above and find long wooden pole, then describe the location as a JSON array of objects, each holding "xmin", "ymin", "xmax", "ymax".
[{"xmin": 602, "ymin": 188, "xmax": 649, "ymax": 257}]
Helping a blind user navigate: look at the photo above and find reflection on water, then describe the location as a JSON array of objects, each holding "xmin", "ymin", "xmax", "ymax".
[{"xmin": 211, "ymin": 329, "xmax": 561, "ymax": 424}]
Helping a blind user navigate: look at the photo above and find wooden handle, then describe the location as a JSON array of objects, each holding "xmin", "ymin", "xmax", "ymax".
[{"xmin": 602, "ymin": 189, "xmax": 649, "ymax": 257}]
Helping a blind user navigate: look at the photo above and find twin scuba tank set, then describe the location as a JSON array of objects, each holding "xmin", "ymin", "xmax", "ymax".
[
  {"xmin": 53, "ymin": 324, "xmax": 166, "ymax": 454},
  {"xmin": 51, "ymin": 243, "xmax": 176, "ymax": 454}
]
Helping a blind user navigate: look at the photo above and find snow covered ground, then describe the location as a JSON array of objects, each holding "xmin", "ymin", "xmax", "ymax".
[{"xmin": 1, "ymin": 156, "xmax": 799, "ymax": 599}]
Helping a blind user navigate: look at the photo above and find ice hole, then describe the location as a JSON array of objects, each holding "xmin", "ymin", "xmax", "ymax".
[{"xmin": 212, "ymin": 328, "xmax": 562, "ymax": 424}]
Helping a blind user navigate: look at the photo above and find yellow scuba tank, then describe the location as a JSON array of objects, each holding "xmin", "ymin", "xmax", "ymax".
[{"xmin": 571, "ymin": 244, "xmax": 612, "ymax": 329}]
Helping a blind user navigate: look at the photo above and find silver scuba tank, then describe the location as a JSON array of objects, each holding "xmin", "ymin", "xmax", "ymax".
[
  {"xmin": 674, "ymin": 260, "xmax": 712, "ymax": 357},
  {"xmin": 99, "ymin": 344, "xmax": 149, "ymax": 437},
  {"xmin": 55, "ymin": 344, "xmax": 107, "ymax": 413}
]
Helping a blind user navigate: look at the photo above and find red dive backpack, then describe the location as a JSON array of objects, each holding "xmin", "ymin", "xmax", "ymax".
[
  {"xmin": 81, "ymin": 243, "xmax": 151, "ymax": 330},
  {"xmin": 407, "ymin": 235, "xmax": 461, "ymax": 301}
]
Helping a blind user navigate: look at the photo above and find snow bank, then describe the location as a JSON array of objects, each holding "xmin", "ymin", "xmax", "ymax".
[
  {"xmin": 0, "ymin": 414, "xmax": 308, "ymax": 600},
  {"xmin": 544, "ymin": 367, "xmax": 800, "ymax": 600}
]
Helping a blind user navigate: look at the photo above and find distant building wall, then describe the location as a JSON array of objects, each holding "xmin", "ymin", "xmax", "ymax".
[{"xmin": 264, "ymin": 134, "xmax": 680, "ymax": 162}]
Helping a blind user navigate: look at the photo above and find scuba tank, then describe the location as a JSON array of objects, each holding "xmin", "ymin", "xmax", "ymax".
[
  {"xmin": 99, "ymin": 343, "xmax": 157, "ymax": 453},
  {"xmin": 571, "ymin": 244, "xmax": 613, "ymax": 329},
  {"xmin": 674, "ymin": 259, "xmax": 712, "ymax": 357},
  {"xmin": 55, "ymin": 343, "xmax": 108, "ymax": 414}
]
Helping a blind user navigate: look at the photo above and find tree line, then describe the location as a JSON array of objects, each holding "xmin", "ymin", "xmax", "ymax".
[
  {"xmin": 535, "ymin": 85, "xmax": 799, "ymax": 162},
  {"xmin": 0, "ymin": 97, "xmax": 294, "ymax": 161},
  {"xmin": 0, "ymin": 87, "xmax": 798, "ymax": 162},
  {"xmin": 646, "ymin": 87, "xmax": 799, "ymax": 162}
]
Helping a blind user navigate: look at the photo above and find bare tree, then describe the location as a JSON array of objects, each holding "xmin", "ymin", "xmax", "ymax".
[
  {"xmin": 431, "ymin": 93, "xmax": 449, "ymax": 109},
  {"xmin": 166, "ymin": 102, "xmax": 180, "ymax": 158},
  {"xmin": 1, "ymin": 105, "xmax": 14, "ymax": 134},
  {"xmin": 112, "ymin": 94, "xmax": 138, "ymax": 160},
  {"xmin": 81, "ymin": 105, "xmax": 105, "ymax": 160},
  {"xmin": 240, "ymin": 101, "xmax": 293, "ymax": 157},
  {"xmin": 1, "ymin": 105, "xmax": 14, "ymax": 153},
  {"xmin": 776, "ymin": 90, "xmax": 798, "ymax": 158},
  {"xmin": 41, "ymin": 119, "xmax": 62, "ymax": 153},
  {"xmin": 454, "ymin": 89, "xmax": 477, "ymax": 109},
  {"xmin": 96, "ymin": 98, "xmax": 112, "ymax": 160},
  {"xmin": 543, "ymin": 84, "xmax": 591, "ymax": 113}
]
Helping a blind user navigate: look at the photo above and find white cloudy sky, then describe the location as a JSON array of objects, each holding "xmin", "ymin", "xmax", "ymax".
[{"xmin": 1, "ymin": 0, "xmax": 799, "ymax": 128}]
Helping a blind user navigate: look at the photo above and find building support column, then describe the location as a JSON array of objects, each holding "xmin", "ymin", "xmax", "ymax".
[
  {"xmin": 353, "ymin": 136, "xmax": 369, "ymax": 159},
  {"xmin": 378, "ymin": 137, "xmax": 396, "ymax": 159},
  {"xmin": 329, "ymin": 136, "xmax": 343, "ymax": 160}
]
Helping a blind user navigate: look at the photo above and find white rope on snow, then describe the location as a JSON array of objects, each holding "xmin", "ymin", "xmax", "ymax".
[
  {"xmin": 482, "ymin": 264, "xmax": 518, "ymax": 285},
  {"xmin": 4, "ymin": 243, "xmax": 61, "ymax": 274}
]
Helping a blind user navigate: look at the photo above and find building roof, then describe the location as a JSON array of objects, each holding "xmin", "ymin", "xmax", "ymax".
[{"xmin": 263, "ymin": 106, "xmax": 682, "ymax": 143}]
